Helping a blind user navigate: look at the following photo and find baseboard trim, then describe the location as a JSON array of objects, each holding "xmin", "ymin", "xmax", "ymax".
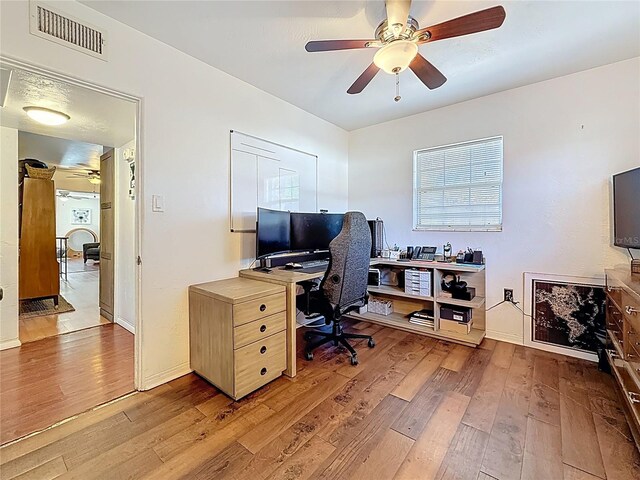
[
  {"xmin": 100, "ymin": 308, "xmax": 114, "ymax": 322},
  {"xmin": 485, "ymin": 330, "xmax": 523, "ymax": 346},
  {"xmin": 0, "ymin": 338, "xmax": 21, "ymax": 351},
  {"xmin": 116, "ymin": 317, "xmax": 135, "ymax": 334},
  {"xmin": 140, "ymin": 362, "xmax": 192, "ymax": 391}
]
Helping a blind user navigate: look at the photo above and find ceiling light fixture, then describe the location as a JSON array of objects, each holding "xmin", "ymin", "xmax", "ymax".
[
  {"xmin": 23, "ymin": 106, "xmax": 70, "ymax": 126},
  {"xmin": 88, "ymin": 177, "xmax": 101, "ymax": 185},
  {"xmin": 372, "ymin": 40, "xmax": 418, "ymax": 75}
]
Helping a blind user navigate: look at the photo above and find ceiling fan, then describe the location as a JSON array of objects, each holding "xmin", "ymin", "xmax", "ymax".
[
  {"xmin": 67, "ymin": 169, "xmax": 101, "ymax": 184},
  {"xmin": 305, "ymin": 1, "xmax": 506, "ymax": 100},
  {"xmin": 56, "ymin": 191, "xmax": 85, "ymax": 201}
]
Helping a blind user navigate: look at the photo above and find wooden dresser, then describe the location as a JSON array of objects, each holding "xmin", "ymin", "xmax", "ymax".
[
  {"xmin": 189, "ymin": 277, "xmax": 287, "ymax": 400},
  {"xmin": 605, "ymin": 267, "xmax": 640, "ymax": 450}
]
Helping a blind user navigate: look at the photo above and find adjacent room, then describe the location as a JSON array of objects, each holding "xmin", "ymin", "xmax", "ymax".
[
  {"xmin": 0, "ymin": 1, "xmax": 638, "ymax": 479},
  {"xmin": 0, "ymin": 66, "xmax": 137, "ymax": 444}
]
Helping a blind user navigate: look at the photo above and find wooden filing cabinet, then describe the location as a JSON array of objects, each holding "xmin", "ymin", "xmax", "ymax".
[
  {"xmin": 605, "ymin": 267, "xmax": 640, "ymax": 451},
  {"xmin": 189, "ymin": 277, "xmax": 287, "ymax": 400}
]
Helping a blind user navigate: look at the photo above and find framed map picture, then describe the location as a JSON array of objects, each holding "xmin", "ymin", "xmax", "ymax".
[{"xmin": 524, "ymin": 273, "xmax": 606, "ymax": 361}]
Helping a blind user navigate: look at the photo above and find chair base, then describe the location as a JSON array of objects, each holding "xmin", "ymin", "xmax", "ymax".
[{"xmin": 303, "ymin": 322, "xmax": 375, "ymax": 365}]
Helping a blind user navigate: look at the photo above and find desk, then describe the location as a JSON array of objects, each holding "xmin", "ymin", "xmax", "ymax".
[
  {"xmin": 240, "ymin": 259, "xmax": 486, "ymax": 377},
  {"xmin": 240, "ymin": 267, "xmax": 321, "ymax": 378}
]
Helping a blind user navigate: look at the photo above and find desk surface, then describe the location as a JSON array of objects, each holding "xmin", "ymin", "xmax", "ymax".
[
  {"xmin": 239, "ymin": 267, "xmax": 321, "ymax": 285},
  {"xmin": 241, "ymin": 258, "xmax": 485, "ymax": 285},
  {"xmin": 371, "ymin": 258, "xmax": 485, "ymax": 272}
]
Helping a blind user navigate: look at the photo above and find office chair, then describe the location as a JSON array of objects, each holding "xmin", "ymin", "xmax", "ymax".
[{"xmin": 303, "ymin": 211, "xmax": 375, "ymax": 365}]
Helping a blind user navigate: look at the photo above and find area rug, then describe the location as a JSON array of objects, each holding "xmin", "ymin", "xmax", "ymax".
[{"xmin": 19, "ymin": 296, "xmax": 75, "ymax": 319}]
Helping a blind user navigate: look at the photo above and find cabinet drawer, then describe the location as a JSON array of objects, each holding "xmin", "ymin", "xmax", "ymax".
[
  {"xmin": 235, "ymin": 331, "xmax": 286, "ymax": 398},
  {"xmin": 233, "ymin": 293, "xmax": 286, "ymax": 326},
  {"xmin": 606, "ymin": 273, "xmax": 624, "ymax": 310},
  {"xmin": 622, "ymin": 291, "xmax": 640, "ymax": 334},
  {"xmin": 234, "ymin": 312, "xmax": 286, "ymax": 349}
]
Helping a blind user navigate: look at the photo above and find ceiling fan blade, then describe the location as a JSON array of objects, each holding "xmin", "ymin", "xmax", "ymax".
[
  {"xmin": 409, "ymin": 54, "xmax": 447, "ymax": 89},
  {"xmin": 347, "ymin": 63, "xmax": 380, "ymax": 94},
  {"xmin": 305, "ymin": 39, "xmax": 375, "ymax": 52},
  {"xmin": 415, "ymin": 6, "xmax": 506, "ymax": 43},
  {"xmin": 386, "ymin": 0, "xmax": 412, "ymax": 38}
]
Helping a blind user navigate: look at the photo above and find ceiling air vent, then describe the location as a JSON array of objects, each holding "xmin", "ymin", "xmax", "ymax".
[{"xmin": 29, "ymin": 2, "xmax": 107, "ymax": 60}]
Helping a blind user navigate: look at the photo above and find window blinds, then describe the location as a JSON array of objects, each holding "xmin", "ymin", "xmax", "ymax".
[{"xmin": 413, "ymin": 136, "xmax": 503, "ymax": 231}]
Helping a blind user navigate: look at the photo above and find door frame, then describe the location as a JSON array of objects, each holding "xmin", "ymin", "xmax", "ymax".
[{"xmin": 0, "ymin": 55, "xmax": 144, "ymax": 390}]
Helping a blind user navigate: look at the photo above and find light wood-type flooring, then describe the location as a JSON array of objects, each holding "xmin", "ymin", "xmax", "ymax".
[
  {"xmin": 0, "ymin": 324, "xmax": 134, "ymax": 445},
  {"xmin": 1, "ymin": 321, "xmax": 638, "ymax": 479},
  {"xmin": 19, "ymin": 258, "xmax": 108, "ymax": 344}
]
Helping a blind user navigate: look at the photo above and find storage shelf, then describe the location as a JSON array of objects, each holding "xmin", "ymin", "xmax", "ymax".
[
  {"xmin": 371, "ymin": 258, "xmax": 485, "ymax": 273},
  {"xmin": 368, "ymin": 284, "xmax": 433, "ymax": 302},
  {"xmin": 347, "ymin": 311, "xmax": 485, "ymax": 347},
  {"xmin": 436, "ymin": 296, "xmax": 486, "ymax": 309}
]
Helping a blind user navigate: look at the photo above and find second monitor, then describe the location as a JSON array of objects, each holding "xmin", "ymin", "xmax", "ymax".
[{"xmin": 290, "ymin": 212, "xmax": 344, "ymax": 253}]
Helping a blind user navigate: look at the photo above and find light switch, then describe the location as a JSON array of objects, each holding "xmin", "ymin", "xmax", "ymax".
[{"xmin": 152, "ymin": 195, "xmax": 165, "ymax": 212}]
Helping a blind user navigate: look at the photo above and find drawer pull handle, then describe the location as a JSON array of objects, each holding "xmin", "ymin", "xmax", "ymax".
[
  {"xmin": 629, "ymin": 353, "xmax": 636, "ymax": 359},
  {"xmin": 629, "ymin": 392, "xmax": 640, "ymax": 404},
  {"xmin": 260, "ymin": 324, "xmax": 267, "ymax": 333},
  {"xmin": 260, "ymin": 367, "xmax": 267, "ymax": 376},
  {"xmin": 260, "ymin": 346, "xmax": 267, "ymax": 354},
  {"xmin": 260, "ymin": 304, "xmax": 267, "ymax": 312},
  {"xmin": 626, "ymin": 306, "xmax": 639, "ymax": 315}
]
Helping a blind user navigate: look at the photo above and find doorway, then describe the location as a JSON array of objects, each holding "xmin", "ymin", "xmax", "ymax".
[{"xmin": 0, "ymin": 63, "xmax": 140, "ymax": 444}]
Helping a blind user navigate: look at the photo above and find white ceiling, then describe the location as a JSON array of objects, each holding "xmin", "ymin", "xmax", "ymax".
[
  {"xmin": 18, "ymin": 131, "xmax": 104, "ymax": 170},
  {"xmin": 83, "ymin": 0, "xmax": 640, "ymax": 131},
  {"xmin": 0, "ymin": 67, "xmax": 136, "ymax": 146}
]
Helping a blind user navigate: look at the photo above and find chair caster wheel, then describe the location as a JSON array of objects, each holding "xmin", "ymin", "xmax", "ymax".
[
  {"xmin": 305, "ymin": 352, "xmax": 314, "ymax": 361},
  {"xmin": 350, "ymin": 355, "xmax": 359, "ymax": 366},
  {"xmin": 368, "ymin": 339, "xmax": 376, "ymax": 348}
]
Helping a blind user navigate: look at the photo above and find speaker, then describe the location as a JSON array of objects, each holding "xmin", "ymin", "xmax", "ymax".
[{"xmin": 368, "ymin": 219, "xmax": 384, "ymax": 258}]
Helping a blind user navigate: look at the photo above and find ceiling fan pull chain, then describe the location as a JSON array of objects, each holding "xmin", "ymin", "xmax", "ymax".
[{"xmin": 394, "ymin": 72, "xmax": 401, "ymax": 102}]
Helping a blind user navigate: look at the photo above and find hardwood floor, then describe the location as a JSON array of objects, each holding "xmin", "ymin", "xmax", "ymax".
[
  {"xmin": 19, "ymin": 258, "xmax": 108, "ymax": 343},
  {"xmin": 1, "ymin": 321, "xmax": 638, "ymax": 479},
  {"xmin": 0, "ymin": 324, "xmax": 134, "ymax": 445}
]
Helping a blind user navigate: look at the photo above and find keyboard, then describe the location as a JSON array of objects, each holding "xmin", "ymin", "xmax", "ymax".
[
  {"xmin": 300, "ymin": 260, "xmax": 329, "ymax": 273},
  {"xmin": 300, "ymin": 260, "xmax": 329, "ymax": 268}
]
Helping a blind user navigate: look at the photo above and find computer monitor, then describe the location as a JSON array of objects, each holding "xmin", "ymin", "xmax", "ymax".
[
  {"xmin": 256, "ymin": 208, "xmax": 291, "ymax": 258},
  {"xmin": 290, "ymin": 212, "xmax": 344, "ymax": 252},
  {"xmin": 613, "ymin": 167, "xmax": 640, "ymax": 249}
]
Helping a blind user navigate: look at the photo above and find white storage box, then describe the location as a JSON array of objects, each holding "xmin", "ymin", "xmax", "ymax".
[{"xmin": 368, "ymin": 298, "xmax": 393, "ymax": 315}]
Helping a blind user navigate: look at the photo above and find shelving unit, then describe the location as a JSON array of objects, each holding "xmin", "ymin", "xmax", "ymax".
[{"xmin": 347, "ymin": 258, "xmax": 486, "ymax": 347}]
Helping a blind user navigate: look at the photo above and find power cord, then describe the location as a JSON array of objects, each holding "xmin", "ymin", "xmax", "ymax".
[{"xmin": 486, "ymin": 298, "xmax": 533, "ymax": 318}]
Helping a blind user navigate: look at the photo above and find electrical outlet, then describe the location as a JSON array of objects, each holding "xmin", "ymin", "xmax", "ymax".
[{"xmin": 504, "ymin": 288, "xmax": 514, "ymax": 303}]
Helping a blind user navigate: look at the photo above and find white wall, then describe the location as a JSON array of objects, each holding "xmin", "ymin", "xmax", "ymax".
[
  {"xmin": 349, "ymin": 58, "xmax": 640, "ymax": 344},
  {"xmin": 0, "ymin": 127, "xmax": 20, "ymax": 350},
  {"xmin": 115, "ymin": 139, "xmax": 136, "ymax": 334},
  {"xmin": 0, "ymin": 1, "xmax": 349, "ymax": 387},
  {"xmin": 55, "ymin": 194, "xmax": 101, "ymax": 240}
]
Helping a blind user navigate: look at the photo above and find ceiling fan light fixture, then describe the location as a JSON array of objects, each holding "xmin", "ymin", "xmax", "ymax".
[
  {"xmin": 88, "ymin": 177, "xmax": 101, "ymax": 185},
  {"xmin": 23, "ymin": 106, "xmax": 70, "ymax": 126},
  {"xmin": 373, "ymin": 40, "xmax": 418, "ymax": 74}
]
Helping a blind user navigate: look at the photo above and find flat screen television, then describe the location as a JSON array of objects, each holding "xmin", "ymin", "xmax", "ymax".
[
  {"xmin": 613, "ymin": 167, "xmax": 640, "ymax": 249},
  {"xmin": 256, "ymin": 208, "xmax": 291, "ymax": 258},
  {"xmin": 290, "ymin": 212, "xmax": 344, "ymax": 252}
]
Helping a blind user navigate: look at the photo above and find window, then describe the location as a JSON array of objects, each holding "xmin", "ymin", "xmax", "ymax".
[{"xmin": 413, "ymin": 136, "xmax": 503, "ymax": 231}]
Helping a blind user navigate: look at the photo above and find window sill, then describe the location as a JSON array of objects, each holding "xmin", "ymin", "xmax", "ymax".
[{"xmin": 413, "ymin": 226, "xmax": 503, "ymax": 232}]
